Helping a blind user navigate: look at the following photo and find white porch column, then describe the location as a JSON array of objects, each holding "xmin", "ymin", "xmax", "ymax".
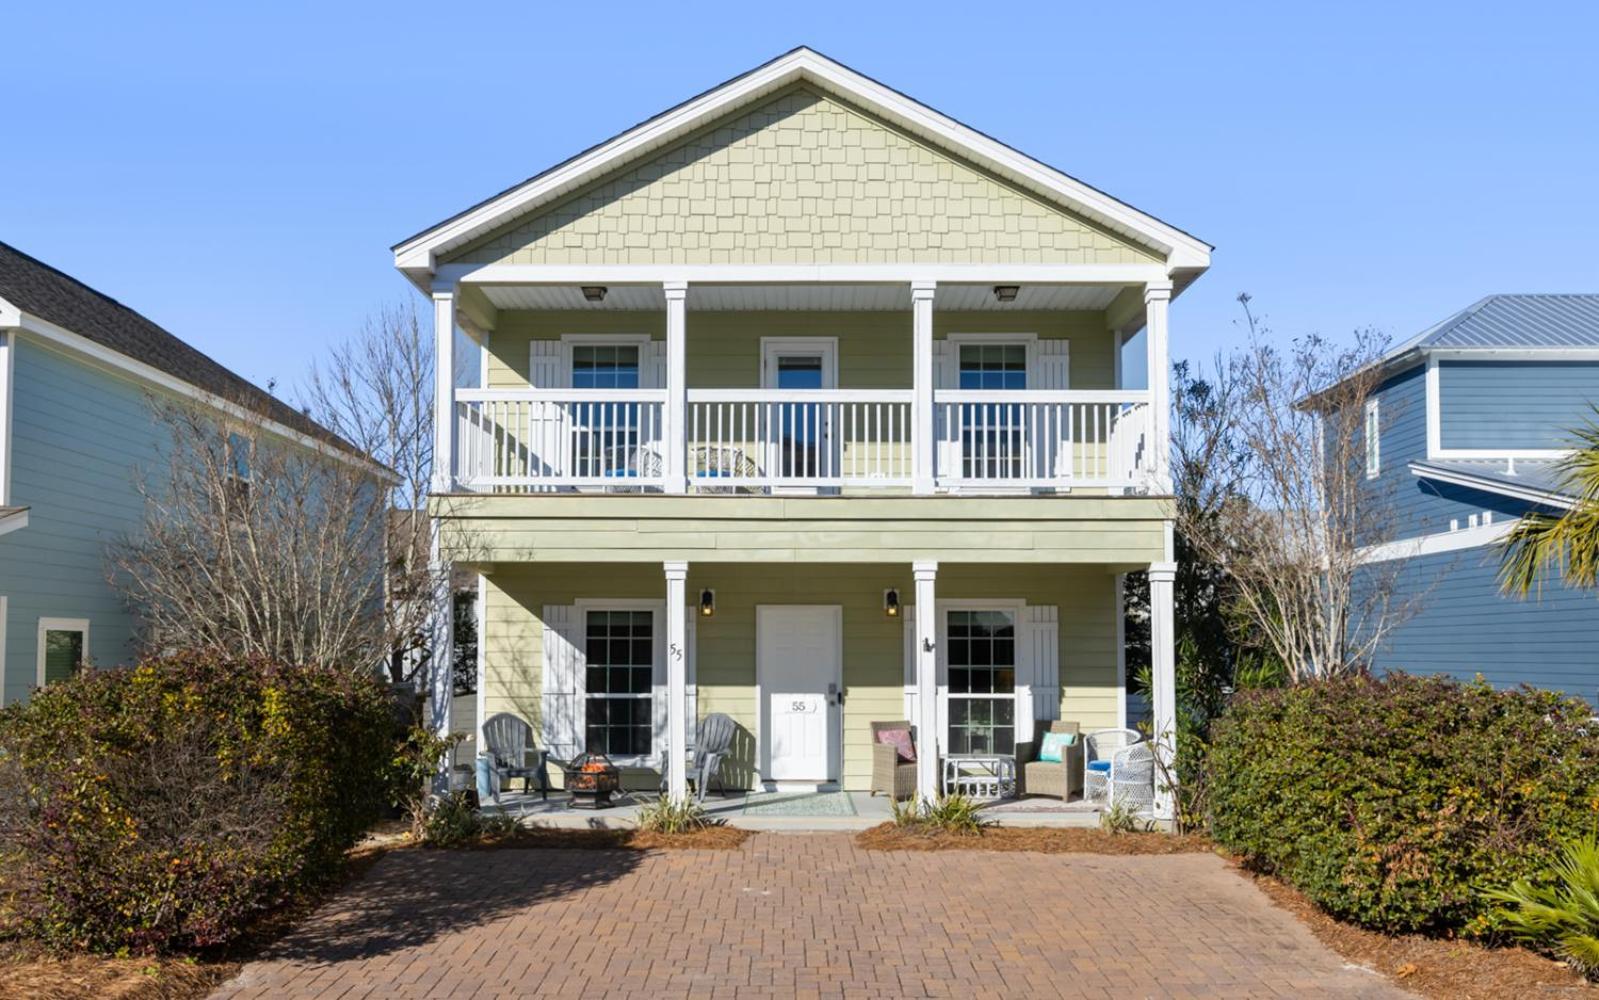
[
  {"xmin": 913, "ymin": 560, "xmax": 939, "ymax": 804},
  {"xmin": 474, "ymin": 571, "xmax": 488, "ymax": 759},
  {"xmin": 911, "ymin": 281, "xmax": 937, "ymax": 495},
  {"xmin": 427, "ymin": 524, "xmax": 454, "ymax": 789},
  {"xmin": 432, "ymin": 285, "xmax": 457, "ymax": 493},
  {"xmin": 1143, "ymin": 281, "xmax": 1173, "ymax": 493},
  {"xmin": 1148, "ymin": 561, "xmax": 1177, "ymax": 821},
  {"xmin": 664, "ymin": 560, "xmax": 690, "ymax": 803},
  {"xmin": 662, "ymin": 281, "xmax": 689, "ymax": 494}
]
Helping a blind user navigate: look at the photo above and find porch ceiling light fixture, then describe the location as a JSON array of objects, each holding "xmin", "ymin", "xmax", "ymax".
[
  {"xmin": 884, "ymin": 588, "xmax": 901, "ymax": 618},
  {"xmin": 699, "ymin": 588, "xmax": 716, "ymax": 617},
  {"xmin": 992, "ymin": 285, "xmax": 1020, "ymax": 303},
  {"xmin": 581, "ymin": 285, "xmax": 608, "ymax": 303}
]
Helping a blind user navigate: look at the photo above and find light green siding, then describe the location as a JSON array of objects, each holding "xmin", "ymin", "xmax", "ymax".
[
  {"xmin": 484, "ymin": 309, "xmax": 1117, "ymax": 392},
  {"xmin": 435, "ymin": 495, "xmax": 1169, "ymax": 568},
  {"xmin": 444, "ymin": 87, "xmax": 1157, "ymax": 268},
  {"xmin": 479, "ymin": 561, "xmax": 1121, "ymax": 792}
]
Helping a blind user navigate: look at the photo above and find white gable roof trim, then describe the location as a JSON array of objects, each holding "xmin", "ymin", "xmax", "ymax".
[{"xmin": 393, "ymin": 47, "xmax": 1211, "ymax": 276}]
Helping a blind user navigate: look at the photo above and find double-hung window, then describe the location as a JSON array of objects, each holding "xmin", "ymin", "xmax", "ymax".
[
  {"xmin": 570, "ymin": 343, "xmax": 643, "ymax": 478},
  {"xmin": 583, "ymin": 609, "xmax": 654, "ymax": 757},
  {"xmin": 946, "ymin": 609, "xmax": 1017, "ymax": 756},
  {"xmin": 958, "ymin": 343, "xmax": 1027, "ymax": 479}
]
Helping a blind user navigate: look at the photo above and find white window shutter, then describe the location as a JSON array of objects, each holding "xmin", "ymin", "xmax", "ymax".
[
  {"xmin": 1021, "ymin": 605, "xmax": 1061, "ymax": 745},
  {"xmin": 644, "ymin": 340, "xmax": 666, "ymax": 389},
  {"xmin": 541, "ymin": 605, "xmax": 584, "ymax": 760},
  {"xmin": 528, "ymin": 341, "xmax": 563, "ymax": 389},
  {"xmin": 1037, "ymin": 339, "xmax": 1070, "ymax": 389},
  {"xmin": 932, "ymin": 342, "xmax": 957, "ymax": 482},
  {"xmin": 933, "ymin": 340, "xmax": 955, "ymax": 388}
]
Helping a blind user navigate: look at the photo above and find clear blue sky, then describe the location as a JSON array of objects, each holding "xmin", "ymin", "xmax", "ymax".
[{"xmin": 4, "ymin": 2, "xmax": 1595, "ymax": 396}]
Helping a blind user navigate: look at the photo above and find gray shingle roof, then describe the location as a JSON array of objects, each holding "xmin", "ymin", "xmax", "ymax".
[
  {"xmin": 0, "ymin": 242, "xmax": 358, "ymax": 455},
  {"xmin": 1394, "ymin": 294, "xmax": 1599, "ymax": 353}
]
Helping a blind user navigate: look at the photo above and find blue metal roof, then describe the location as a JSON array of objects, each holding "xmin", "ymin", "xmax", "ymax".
[{"xmin": 1393, "ymin": 294, "xmax": 1599, "ymax": 354}]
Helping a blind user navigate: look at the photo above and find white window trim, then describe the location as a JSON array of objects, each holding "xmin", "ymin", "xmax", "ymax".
[
  {"xmin": 36, "ymin": 616, "xmax": 89, "ymax": 687},
  {"xmin": 759, "ymin": 336, "xmax": 840, "ymax": 388},
  {"xmin": 1364, "ymin": 398, "xmax": 1381, "ymax": 479},
  {"xmin": 573, "ymin": 597, "xmax": 666, "ymax": 768},
  {"xmin": 556, "ymin": 333, "xmax": 653, "ymax": 388},
  {"xmin": 938, "ymin": 598, "xmax": 1027, "ymax": 758},
  {"xmin": 946, "ymin": 332, "xmax": 1039, "ymax": 386}
]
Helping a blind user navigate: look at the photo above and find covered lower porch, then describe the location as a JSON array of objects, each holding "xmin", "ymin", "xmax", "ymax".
[{"xmin": 448, "ymin": 555, "xmax": 1173, "ymax": 811}]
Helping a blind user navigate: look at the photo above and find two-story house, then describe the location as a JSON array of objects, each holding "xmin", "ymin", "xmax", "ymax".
[
  {"xmin": 1354, "ymin": 294, "xmax": 1599, "ymax": 697},
  {"xmin": 0, "ymin": 241, "xmax": 365, "ymax": 702},
  {"xmin": 396, "ymin": 49, "xmax": 1210, "ymax": 813}
]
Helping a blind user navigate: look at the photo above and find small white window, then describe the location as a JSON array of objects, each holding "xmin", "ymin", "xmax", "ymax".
[
  {"xmin": 1364, "ymin": 399, "xmax": 1381, "ymax": 479},
  {"xmin": 36, "ymin": 617, "xmax": 89, "ymax": 687}
]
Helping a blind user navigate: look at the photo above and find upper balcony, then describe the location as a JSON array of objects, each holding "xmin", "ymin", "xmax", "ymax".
[{"xmin": 435, "ymin": 277, "xmax": 1174, "ymax": 497}]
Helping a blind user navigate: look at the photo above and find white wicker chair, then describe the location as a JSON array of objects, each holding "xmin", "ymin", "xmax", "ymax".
[
  {"xmin": 1107, "ymin": 741, "xmax": 1156, "ymax": 815},
  {"xmin": 1083, "ymin": 727, "xmax": 1142, "ymax": 802}
]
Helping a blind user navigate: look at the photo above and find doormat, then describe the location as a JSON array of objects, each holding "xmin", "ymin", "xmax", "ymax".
[{"xmin": 742, "ymin": 791, "xmax": 858, "ymax": 817}]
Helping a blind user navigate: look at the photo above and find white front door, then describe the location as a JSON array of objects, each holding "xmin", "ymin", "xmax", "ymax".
[{"xmin": 756, "ymin": 605, "xmax": 842, "ymax": 784}]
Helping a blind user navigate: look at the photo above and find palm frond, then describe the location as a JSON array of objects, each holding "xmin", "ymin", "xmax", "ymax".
[{"xmin": 1498, "ymin": 421, "xmax": 1599, "ymax": 596}]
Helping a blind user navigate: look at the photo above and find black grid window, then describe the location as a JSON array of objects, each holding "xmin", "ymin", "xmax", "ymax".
[
  {"xmin": 957, "ymin": 344, "xmax": 1027, "ymax": 479},
  {"xmin": 946, "ymin": 610, "xmax": 1017, "ymax": 756},
  {"xmin": 584, "ymin": 610, "xmax": 654, "ymax": 756}
]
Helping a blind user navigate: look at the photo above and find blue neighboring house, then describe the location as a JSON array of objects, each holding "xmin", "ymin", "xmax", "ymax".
[
  {"xmin": 0, "ymin": 242, "xmax": 363, "ymax": 704},
  {"xmin": 1350, "ymin": 294, "xmax": 1599, "ymax": 700}
]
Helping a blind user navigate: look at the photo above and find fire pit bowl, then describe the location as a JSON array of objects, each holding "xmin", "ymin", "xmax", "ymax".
[{"xmin": 567, "ymin": 752, "xmax": 621, "ymax": 809}]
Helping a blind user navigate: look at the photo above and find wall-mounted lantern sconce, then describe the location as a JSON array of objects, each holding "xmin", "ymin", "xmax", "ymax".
[
  {"xmin": 581, "ymin": 285, "xmax": 608, "ymax": 303},
  {"xmin": 992, "ymin": 284, "xmax": 1020, "ymax": 303},
  {"xmin": 699, "ymin": 588, "xmax": 716, "ymax": 617},
  {"xmin": 884, "ymin": 588, "xmax": 901, "ymax": 618}
]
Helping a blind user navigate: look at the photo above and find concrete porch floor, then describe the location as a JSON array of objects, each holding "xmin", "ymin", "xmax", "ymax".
[{"xmin": 482, "ymin": 787, "xmax": 1104, "ymax": 831}]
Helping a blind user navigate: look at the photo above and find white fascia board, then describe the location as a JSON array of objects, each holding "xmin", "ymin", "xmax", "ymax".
[
  {"xmin": 13, "ymin": 312, "xmax": 395, "ymax": 482},
  {"xmin": 393, "ymin": 49, "xmax": 1209, "ymax": 274},
  {"xmin": 444, "ymin": 262, "xmax": 1171, "ymax": 288},
  {"xmin": 0, "ymin": 507, "xmax": 26, "ymax": 538},
  {"xmin": 1408, "ymin": 461, "xmax": 1575, "ymax": 510},
  {"xmin": 1358, "ymin": 519, "xmax": 1515, "ymax": 564},
  {"xmin": 1429, "ymin": 348, "xmax": 1599, "ymax": 361}
]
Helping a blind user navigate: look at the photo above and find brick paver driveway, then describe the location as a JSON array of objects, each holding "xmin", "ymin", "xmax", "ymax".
[{"xmin": 213, "ymin": 834, "xmax": 1407, "ymax": 999}]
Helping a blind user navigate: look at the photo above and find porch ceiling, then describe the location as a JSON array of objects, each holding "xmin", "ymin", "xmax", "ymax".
[{"xmin": 478, "ymin": 282, "xmax": 1124, "ymax": 313}]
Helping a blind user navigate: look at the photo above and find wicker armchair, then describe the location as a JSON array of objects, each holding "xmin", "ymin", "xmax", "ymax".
[
  {"xmin": 1014, "ymin": 720, "xmax": 1084, "ymax": 801},
  {"xmin": 869, "ymin": 720, "xmax": 918, "ymax": 800}
]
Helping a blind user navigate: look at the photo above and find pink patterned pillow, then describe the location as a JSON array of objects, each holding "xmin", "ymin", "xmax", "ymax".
[{"xmin": 875, "ymin": 727, "xmax": 916, "ymax": 763}]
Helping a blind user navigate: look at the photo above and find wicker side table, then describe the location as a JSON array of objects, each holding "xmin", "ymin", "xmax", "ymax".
[{"xmin": 942, "ymin": 755, "xmax": 1016, "ymax": 799}]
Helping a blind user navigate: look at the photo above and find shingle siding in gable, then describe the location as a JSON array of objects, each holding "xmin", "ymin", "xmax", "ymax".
[
  {"xmin": 0, "ymin": 336, "xmax": 162, "ymax": 702},
  {"xmin": 1438, "ymin": 359, "xmax": 1599, "ymax": 451},
  {"xmin": 1373, "ymin": 545, "xmax": 1599, "ymax": 700},
  {"xmin": 445, "ymin": 87, "xmax": 1157, "ymax": 268}
]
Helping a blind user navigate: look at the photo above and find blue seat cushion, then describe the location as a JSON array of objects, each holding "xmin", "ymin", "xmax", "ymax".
[{"xmin": 1086, "ymin": 760, "xmax": 1112, "ymax": 773}]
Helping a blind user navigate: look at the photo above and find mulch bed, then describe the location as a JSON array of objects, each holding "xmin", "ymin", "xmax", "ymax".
[
  {"xmin": 472, "ymin": 825, "xmax": 751, "ymax": 851},
  {"xmin": 856, "ymin": 822, "xmax": 1212, "ymax": 854},
  {"xmin": 1243, "ymin": 869, "xmax": 1594, "ymax": 999},
  {"xmin": 0, "ymin": 944, "xmax": 235, "ymax": 1000}
]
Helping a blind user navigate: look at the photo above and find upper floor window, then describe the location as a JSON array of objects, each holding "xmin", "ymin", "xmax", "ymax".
[
  {"xmin": 572, "ymin": 344, "xmax": 641, "ymax": 390},
  {"xmin": 959, "ymin": 343, "xmax": 1027, "ymax": 390},
  {"xmin": 1364, "ymin": 399, "xmax": 1380, "ymax": 478}
]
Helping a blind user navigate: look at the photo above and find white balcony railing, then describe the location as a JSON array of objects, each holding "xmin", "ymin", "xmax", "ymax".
[
  {"xmin": 933, "ymin": 391, "xmax": 1151, "ymax": 489},
  {"xmin": 453, "ymin": 388, "xmax": 1151, "ymax": 493},
  {"xmin": 455, "ymin": 389, "xmax": 667, "ymax": 489},
  {"xmin": 688, "ymin": 389, "xmax": 914, "ymax": 489}
]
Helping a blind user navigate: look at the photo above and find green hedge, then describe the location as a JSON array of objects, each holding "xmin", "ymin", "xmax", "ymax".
[
  {"xmin": 1207, "ymin": 673, "xmax": 1599, "ymax": 934},
  {"xmin": 0, "ymin": 652, "xmax": 397, "ymax": 953}
]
